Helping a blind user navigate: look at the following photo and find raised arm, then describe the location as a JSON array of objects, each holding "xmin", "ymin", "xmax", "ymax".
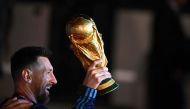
[{"xmin": 73, "ymin": 60, "xmax": 111, "ymax": 109}]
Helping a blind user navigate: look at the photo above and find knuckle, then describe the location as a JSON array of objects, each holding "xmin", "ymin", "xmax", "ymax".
[
  {"xmin": 104, "ymin": 67, "xmax": 108, "ymax": 71},
  {"xmin": 95, "ymin": 77, "xmax": 102, "ymax": 83},
  {"xmin": 92, "ymin": 73, "xmax": 98, "ymax": 78},
  {"xmin": 91, "ymin": 70, "xmax": 97, "ymax": 75}
]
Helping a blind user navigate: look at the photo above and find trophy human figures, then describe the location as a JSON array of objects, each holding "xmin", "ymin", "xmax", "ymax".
[{"xmin": 66, "ymin": 14, "xmax": 119, "ymax": 95}]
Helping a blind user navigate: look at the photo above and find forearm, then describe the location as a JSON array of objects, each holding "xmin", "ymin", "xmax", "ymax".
[{"xmin": 73, "ymin": 86, "xmax": 97, "ymax": 109}]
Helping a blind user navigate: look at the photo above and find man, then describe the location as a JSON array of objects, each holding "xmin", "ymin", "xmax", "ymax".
[{"xmin": 0, "ymin": 46, "xmax": 111, "ymax": 109}]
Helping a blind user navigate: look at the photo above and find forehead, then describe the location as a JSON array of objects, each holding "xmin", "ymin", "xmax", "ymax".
[{"xmin": 36, "ymin": 56, "xmax": 53, "ymax": 70}]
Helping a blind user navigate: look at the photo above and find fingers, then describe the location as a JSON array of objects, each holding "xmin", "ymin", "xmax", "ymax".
[
  {"xmin": 84, "ymin": 63, "xmax": 112, "ymax": 89},
  {"xmin": 3, "ymin": 97, "xmax": 17, "ymax": 106},
  {"xmin": 87, "ymin": 59, "xmax": 102, "ymax": 73},
  {"xmin": 2, "ymin": 97, "xmax": 33, "ymax": 109},
  {"xmin": 91, "ymin": 69, "xmax": 112, "ymax": 82},
  {"xmin": 11, "ymin": 99, "xmax": 32, "ymax": 108},
  {"xmin": 96, "ymin": 70, "xmax": 112, "ymax": 80},
  {"xmin": 87, "ymin": 67, "xmax": 108, "ymax": 76},
  {"xmin": 12, "ymin": 102, "xmax": 33, "ymax": 109}
]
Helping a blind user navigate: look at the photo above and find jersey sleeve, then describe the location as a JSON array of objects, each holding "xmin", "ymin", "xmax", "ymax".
[{"xmin": 73, "ymin": 85, "xmax": 97, "ymax": 109}]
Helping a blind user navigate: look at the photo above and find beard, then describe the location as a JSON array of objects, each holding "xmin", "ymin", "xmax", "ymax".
[{"xmin": 36, "ymin": 86, "xmax": 50, "ymax": 104}]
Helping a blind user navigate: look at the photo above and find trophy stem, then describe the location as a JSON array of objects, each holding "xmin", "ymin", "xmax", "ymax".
[{"xmin": 97, "ymin": 78, "xmax": 119, "ymax": 95}]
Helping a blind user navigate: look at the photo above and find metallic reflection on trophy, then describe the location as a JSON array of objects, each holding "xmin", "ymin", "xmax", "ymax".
[{"xmin": 66, "ymin": 14, "xmax": 119, "ymax": 95}]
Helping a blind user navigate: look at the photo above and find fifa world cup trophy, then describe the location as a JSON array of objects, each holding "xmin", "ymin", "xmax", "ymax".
[{"xmin": 66, "ymin": 15, "xmax": 119, "ymax": 95}]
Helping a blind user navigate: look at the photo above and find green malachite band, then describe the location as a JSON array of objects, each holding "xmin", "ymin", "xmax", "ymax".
[
  {"xmin": 101, "ymin": 78, "xmax": 111, "ymax": 83},
  {"xmin": 98, "ymin": 82, "xmax": 119, "ymax": 95},
  {"xmin": 96, "ymin": 78, "xmax": 119, "ymax": 95}
]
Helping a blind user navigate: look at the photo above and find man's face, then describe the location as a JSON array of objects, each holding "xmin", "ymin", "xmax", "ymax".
[{"xmin": 31, "ymin": 56, "xmax": 57, "ymax": 104}]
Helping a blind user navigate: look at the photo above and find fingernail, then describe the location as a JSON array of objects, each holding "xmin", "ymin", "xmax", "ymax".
[
  {"xmin": 104, "ymin": 67, "xmax": 108, "ymax": 71},
  {"xmin": 13, "ymin": 97, "xmax": 18, "ymax": 100}
]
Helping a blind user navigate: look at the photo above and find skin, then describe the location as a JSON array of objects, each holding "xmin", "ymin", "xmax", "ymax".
[
  {"xmin": 30, "ymin": 56, "xmax": 57, "ymax": 104},
  {"xmin": 15, "ymin": 56, "xmax": 57, "ymax": 104},
  {"xmin": 0, "ymin": 97, "xmax": 33, "ymax": 109},
  {"xmin": 83, "ymin": 59, "xmax": 112, "ymax": 89},
  {"xmin": 1, "ymin": 59, "xmax": 111, "ymax": 109}
]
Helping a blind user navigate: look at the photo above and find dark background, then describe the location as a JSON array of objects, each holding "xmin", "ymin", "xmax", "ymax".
[{"xmin": 0, "ymin": 0, "xmax": 190, "ymax": 109}]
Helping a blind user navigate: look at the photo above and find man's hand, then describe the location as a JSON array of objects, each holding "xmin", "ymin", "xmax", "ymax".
[
  {"xmin": 83, "ymin": 60, "xmax": 112, "ymax": 89},
  {"xmin": 0, "ymin": 97, "xmax": 33, "ymax": 109}
]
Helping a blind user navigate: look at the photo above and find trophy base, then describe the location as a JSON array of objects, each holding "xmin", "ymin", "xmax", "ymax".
[{"xmin": 97, "ymin": 78, "xmax": 119, "ymax": 95}]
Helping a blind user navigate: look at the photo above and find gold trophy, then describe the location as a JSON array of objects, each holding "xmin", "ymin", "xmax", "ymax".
[{"xmin": 66, "ymin": 14, "xmax": 119, "ymax": 95}]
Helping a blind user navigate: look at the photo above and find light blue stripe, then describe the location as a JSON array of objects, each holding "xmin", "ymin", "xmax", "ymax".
[
  {"xmin": 76, "ymin": 88, "xmax": 90, "ymax": 109},
  {"xmin": 89, "ymin": 89, "xmax": 93, "ymax": 98},
  {"xmin": 76, "ymin": 96, "xmax": 86, "ymax": 109},
  {"xmin": 80, "ymin": 97, "xmax": 90, "ymax": 109},
  {"xmin": 76, "ymin": 96, "xmax": 82, "ymax": 102},
  {"xmin": 85, "ymin": 88, "xmax": 90, "ymax": 96},
  {"xmin": 93, "ymin": 90, "xmax": 97, "ymax": 98},
  {"xmin": 79, "ymin": 89, "xmax": 95, "ymax": 109}
]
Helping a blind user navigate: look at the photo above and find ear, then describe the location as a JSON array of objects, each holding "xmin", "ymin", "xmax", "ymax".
[{"xmin": 21, "ymin": 69, "xmax": 32, "ymax": 83}]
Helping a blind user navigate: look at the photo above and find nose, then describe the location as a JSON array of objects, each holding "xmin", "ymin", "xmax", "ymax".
[{"xmin": 50, "ymin": 72, "xmax": 57, "ymax": 85}]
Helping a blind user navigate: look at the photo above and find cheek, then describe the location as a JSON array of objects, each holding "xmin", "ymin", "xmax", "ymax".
[
  {"xmin": 32, "ymin": 75, "xmax": 41, "ymax": 86},
  {"xmin": 39, "ymin": 77, "xmax": 48, "ymax": 93},
  {"xmin": 33, "ymin": 75, "xmax": 46, "ymax": 88},
  {"xmin": 42, "ymin": 76, "xmax": 49, "ymax": 86}
]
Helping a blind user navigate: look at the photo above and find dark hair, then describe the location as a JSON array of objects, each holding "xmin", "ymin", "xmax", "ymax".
[{"xmin": 11, "ymin": 46, "xmax": 52, "ymax": 81}]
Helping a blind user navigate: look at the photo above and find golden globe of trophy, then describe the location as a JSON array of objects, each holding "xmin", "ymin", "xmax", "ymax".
[{"xmin": 66, "ymin": 14, "xmax": 119, "ymax": 95}]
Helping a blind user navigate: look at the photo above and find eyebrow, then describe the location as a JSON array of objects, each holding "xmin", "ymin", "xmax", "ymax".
[{"xmin": 48, "ymin": 68, "xmax": 53, "ymax": 72}]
